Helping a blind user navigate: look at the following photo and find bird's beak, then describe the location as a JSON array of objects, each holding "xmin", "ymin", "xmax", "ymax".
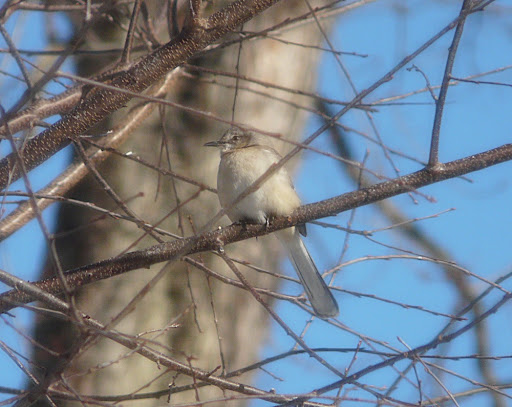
[{"xmin": 204, "ymin": 140, "xmax": 221, "ymax": 147}]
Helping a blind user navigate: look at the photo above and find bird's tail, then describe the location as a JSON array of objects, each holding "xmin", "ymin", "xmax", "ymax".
[{"xmin": 277, "ymin": 228, "xmax": 339, "ymax": 318}]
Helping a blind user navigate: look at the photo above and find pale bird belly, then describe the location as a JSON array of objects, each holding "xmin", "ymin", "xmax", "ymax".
[
  {"xmin": 220, "ymin": 171, "xmax": 299, "ymax": 224},
  {"xmin": 218, "ymin": 148, "xmax": 301, "ymax": 224}
]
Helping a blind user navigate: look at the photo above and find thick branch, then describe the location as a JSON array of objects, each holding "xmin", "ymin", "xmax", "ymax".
[
  {"xmin": 1, "ymin": 143, "xmax": 510, "ymax": 313},
  {"xmin": 0, "ymin": 0, "xmax": 281, "ymax": 191}
]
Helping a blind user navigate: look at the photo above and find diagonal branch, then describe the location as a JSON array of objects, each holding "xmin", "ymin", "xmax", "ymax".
[
  {"xmin": 0, "ymin": 0, "xmax": 283, "ymax": 191},
  {"xmin": 0, "ymin": 70, "xmax": 180, "ymax": 241},
  {"xmin": 0, "ymin": 143, "xmax": 510, "ymax": 313}
]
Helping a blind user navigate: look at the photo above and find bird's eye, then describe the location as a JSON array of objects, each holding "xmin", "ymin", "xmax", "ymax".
[{"xmin": 232, "ymin": 136, "xmax": 239, "ymax": 141}]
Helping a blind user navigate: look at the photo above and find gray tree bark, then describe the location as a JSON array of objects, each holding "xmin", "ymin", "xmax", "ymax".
[{"xmin": 32, "ymin": 1, "xmax": 331, "ymax": 405}]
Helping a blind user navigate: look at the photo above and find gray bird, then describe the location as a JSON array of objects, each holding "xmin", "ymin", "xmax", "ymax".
[{"xmin": 205, "ymin": 127, "xmax": 339, "ymax": 318}]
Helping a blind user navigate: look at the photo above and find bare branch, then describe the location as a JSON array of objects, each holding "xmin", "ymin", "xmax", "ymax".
[
  {"xmin": 1, "ymin": 143, "xmax": 510, "ymax": 313},
  {"xmin": 0, "ymin": 0, "xmax": 283, "ymax": 190}
]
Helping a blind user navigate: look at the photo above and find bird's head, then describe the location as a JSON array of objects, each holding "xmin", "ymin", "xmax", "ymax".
[{"xmin": 204, "ymin": 127, "xmax": 253, "ymax": 152}]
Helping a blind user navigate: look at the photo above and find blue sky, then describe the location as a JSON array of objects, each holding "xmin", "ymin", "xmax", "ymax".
[
  {"xmin": 1, "ymin": 1, "xmax": 511, "ymax": 406},
  {"xmin": 253, "ymin": 1, "xmax": 512, "ymax": 406},
  {"xmin": 0, "ymin": 9, "xmax": 73, "ymax": 402}
]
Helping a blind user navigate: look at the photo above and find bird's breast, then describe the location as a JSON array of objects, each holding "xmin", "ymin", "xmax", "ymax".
[{"xmin": 217, "ymin": 147, "xmax": 301, "ymax": 224}]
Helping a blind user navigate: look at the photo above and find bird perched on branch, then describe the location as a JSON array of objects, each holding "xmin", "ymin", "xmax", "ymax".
[{"xmin": 205, "ymin": 127, "xmax": 339, "ymax": 318}]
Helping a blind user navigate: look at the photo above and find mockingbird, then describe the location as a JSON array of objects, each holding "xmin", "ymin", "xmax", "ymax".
[{"xmin": 205, "ymin": 127, "xmax": 339, "ymax": 318}]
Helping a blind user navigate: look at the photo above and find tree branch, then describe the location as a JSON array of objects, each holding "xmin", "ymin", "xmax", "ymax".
[
  {"xmin": 1, "ymin": 143, "xmax": 510, "ymax": 313},
  {"xmin": 0, "ymin": 0, "xmax": 282, "ymax": 190}
]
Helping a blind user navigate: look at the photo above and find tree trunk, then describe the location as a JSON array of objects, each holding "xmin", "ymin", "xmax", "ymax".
[{"xmin": 32, "ymin": 1, "xmax": 329, "ymax": 405}]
